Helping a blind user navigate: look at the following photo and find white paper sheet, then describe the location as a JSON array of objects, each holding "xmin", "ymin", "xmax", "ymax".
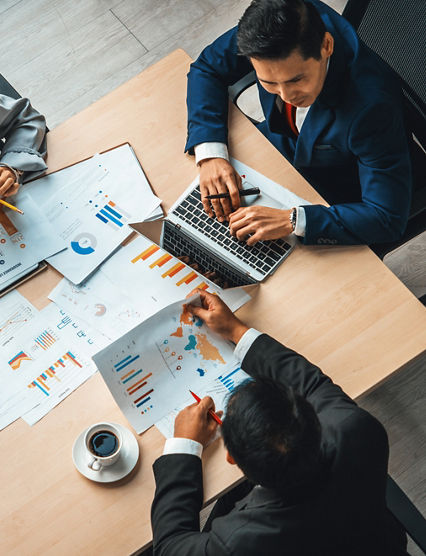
[
  {"xmin": 93, "ymin": 295, "xmax": 241, "ymax": 434},
  {"xmin": 155, "ymin": 366, "xmax": 250, "ymax": 439},
  {"xmin": 0, "ymin": 303, "xmax": 103, "ymax": 429},
  {"xmin": 21, "ymin": 144, "xmax": 163, "ymax": 284},
  {"xmin": 0, "ymin": 195, "xmax": 66, "ymax": 286}
]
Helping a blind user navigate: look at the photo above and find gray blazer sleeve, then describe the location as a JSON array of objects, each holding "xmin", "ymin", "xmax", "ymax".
[{"xmin": 0, "ymin": 94, "xmax": 47, "ymax": 176}]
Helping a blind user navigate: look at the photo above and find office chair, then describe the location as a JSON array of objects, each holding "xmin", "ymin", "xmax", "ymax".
[
  {"xmin": 342, "ymin": 0, "xmax": 426, "ymax": 256},
  {"xmin": 229, "ymin": 0, "xmax": 426, "ymax": 258},
  {"xmin": 386, "ymin": 475, "xmax": 426, "ymax": 555}
]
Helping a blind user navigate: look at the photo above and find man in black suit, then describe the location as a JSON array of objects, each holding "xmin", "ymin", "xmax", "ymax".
[{"xmin": 151, "ymin": 290, "xmax": 407, "ymax": 555}]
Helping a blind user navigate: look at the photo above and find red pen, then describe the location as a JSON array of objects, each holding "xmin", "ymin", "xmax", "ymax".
[{"xmin": 189, "ymin": 390, "xmax": 223, "ymax": 426}]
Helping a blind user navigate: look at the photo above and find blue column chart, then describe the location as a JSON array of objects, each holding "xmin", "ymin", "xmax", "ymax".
[{"xmin": 217, "ymin": 367, "xmax": 243, "ymax": 392}]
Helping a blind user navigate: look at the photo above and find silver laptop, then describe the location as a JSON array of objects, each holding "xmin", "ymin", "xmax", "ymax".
[{"xmin": 161, "ymin": 159, "xmax": 308, "ymax": 287}]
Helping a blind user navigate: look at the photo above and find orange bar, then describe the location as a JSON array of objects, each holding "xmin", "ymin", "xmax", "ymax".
[
  {"xmin": 176, "ymin": 270, "xmax": 197, "ymax": 286},
  {"xmin": 162, "ymin": 262, "xmax": 185, "ymax": 278},
  {"xmin": 121, "ymin": 368, "xmax": 138, "ymax": 381},
  {"xmin": 131, "ymin": 244, "xmax": 159, "ymax": 263},
  {"xmin": 0, "ymin": 209, "xmax": 18, "ymax": 236},
  {"xmin": 197, "ymin": 282, "xmax": 209, "ymax": 290},
  {"xmin": 134, "ymin": 388, "xmax": 154, "ymax": 404},
  {"xmin": 149, "ymin": 253, "xmax": 172, "ymax": 268},
  {"xmin": 108, "ymin": 200, "xmax": 116, "ymax": 207},
  {"xmin": 126, "ymin": 372, "xmax": 152, "ymax": 393}
]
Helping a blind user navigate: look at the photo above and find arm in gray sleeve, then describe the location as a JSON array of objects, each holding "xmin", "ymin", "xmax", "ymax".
[{"xmin": 0, "ymin": 94, "xmax": 47, "ymax": 178}]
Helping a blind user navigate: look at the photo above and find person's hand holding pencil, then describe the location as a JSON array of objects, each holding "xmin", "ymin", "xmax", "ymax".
[
  {"xmin": 0, "ymin": 166, "xmax": 20, "ymax": 198},
  {"xmin": 174, "ymin": 395, "xmax": 223, "ymax": 447}
]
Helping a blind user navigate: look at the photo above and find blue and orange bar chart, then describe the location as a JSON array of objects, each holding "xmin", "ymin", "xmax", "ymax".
[
  {"xmin": 130, "ymin": 242, "xmax": 211, "ymax": 291},
  {"xmin": 217, "ymin": 367, "xmax": 241, "ymax": 392},
  {"xmin": 114, "ymin": 354, "xmax": 154, "ymax": 414},
  {"xmin": 95, "ymin": 200, "xmax": 130, "ymax": 229},
  {"xmin": 8, "ymin": 351, "xmax": 31, "ymax": 370},
  {"xmin": 34, "ymin": 330, "xmax": 57, "ymax": 350},
  {"xmin": 27, "ymin": 351, "xmax": 82, "ymax": 396}
]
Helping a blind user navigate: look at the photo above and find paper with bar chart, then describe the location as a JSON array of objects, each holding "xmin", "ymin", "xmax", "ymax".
[
  {"xmin": 21, "ymin": 144, "xmax": 162, "ymax": 284},
  {"xmin": 99, "ymin": 234, "xmax": 251, "ymax": 315},
  {"xmin": 156, "ymin": 366, "xmax": 250, "ymax": 439},
  {"xmin": 93, "ymin": 295, "xmax": 241, "ymax": 434},
  {"xmin": 0, "ymin": 195, "xmax": 66, "ymax": 287},
  {"xmin": 0, "ymin": 302, "xmax": 102, "ymax": 429}
]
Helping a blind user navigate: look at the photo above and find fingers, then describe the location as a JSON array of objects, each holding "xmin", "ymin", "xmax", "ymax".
[
  {"xmin": 3, "ymin": 182, "xmax": 19, "ymax": 197},
  {"xmin": 0, "ymin": 177, "xmax": 15, "ymax": 198},
  {"xmin": 199, "ymin": 395, "xmax": 215, "ymax": 413}
]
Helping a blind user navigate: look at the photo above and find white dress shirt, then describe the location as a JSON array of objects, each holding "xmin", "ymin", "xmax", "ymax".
[{"xmin": 162, "ymin": 328, "xmax": 262, "ymax": 458}]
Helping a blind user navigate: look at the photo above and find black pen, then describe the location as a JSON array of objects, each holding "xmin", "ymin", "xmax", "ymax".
[{"xmin": 206, "ymin": 187, "xmax": 260, "ymax": 200}]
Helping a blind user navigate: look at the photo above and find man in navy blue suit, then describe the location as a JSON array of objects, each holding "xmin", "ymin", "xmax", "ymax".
[{"xmin": 185, "ymin": 0, "xmax": 412, "ymax": 245}]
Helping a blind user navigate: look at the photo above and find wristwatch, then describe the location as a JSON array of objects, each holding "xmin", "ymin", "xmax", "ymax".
[{"xmin": 289, "ymin": 207, "xmax": 297, "ymax": 232}]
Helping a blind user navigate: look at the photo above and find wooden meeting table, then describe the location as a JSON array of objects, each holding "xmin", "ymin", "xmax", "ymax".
[{"xmin": 1, "ymin": 50, "xmax": 425, "ymax": 555}]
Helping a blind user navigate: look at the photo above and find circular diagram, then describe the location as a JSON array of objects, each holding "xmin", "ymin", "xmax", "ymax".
[{"xmin": 71, "ymin": 233, "xmax": 97, "ymax": 255}]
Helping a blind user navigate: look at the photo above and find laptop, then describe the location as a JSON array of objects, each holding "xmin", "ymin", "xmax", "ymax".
[{"xmin": 161, "ymin": 159, "xmax": 309, "ymax": 287}]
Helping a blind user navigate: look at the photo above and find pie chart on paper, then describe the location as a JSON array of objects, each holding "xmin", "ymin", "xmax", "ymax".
[
  {"xmin": 71, "ymin": 233, "xmax": 97, "ymax": 255},
  {"xmin": 94, "ymin": 304, "xmax": 107, "ymax": 316}
]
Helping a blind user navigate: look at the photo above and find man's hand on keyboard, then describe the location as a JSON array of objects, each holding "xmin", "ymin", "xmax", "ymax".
[
  {"xmin": 199, "ymin": 158, "xmax": 242, "ymax": 222},
  {"xmin": 229, "ymin": 206, "xmax": 293, "ymax": 245}
]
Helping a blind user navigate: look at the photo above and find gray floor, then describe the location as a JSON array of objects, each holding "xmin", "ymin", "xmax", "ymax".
[{"xmin": 1, "ymin": 1, "xmax": 424, "ymax": 553}]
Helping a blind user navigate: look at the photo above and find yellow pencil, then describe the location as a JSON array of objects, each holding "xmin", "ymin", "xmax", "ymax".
[{"xmin": 0, "ymin": 198, "xmax": 24, "ymax": 215}]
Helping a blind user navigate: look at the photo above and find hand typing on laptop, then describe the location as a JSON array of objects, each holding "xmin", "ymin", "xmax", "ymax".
[
  {"xmin": 199, "ymin": 158, "xmax": 242, "ymax": 222},
  {"xmin": 229, "ymin": 206, "xmax": 293, "ymax": 245}
]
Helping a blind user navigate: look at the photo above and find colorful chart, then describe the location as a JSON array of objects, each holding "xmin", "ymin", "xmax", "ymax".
[
  {"xmin": 95, "ymin": 200, "xmax": 130, "ymax": 229},
  {"xmin": 114, "ymin": 355, "xmax": 154, "ymax": 414},
  {"xmin": 8, "ymin": 351, "xmax": 32, "ymax": 370},
  {"xmin": 27, "ymin": 351, "xmax": 82, "ymax": 396},
  {"xmin": 34, "ymin": 329, "xmax": 57, "ymax": 350},
  {"xmin": 130, "ymin": 242, "xmax": 212, "ymax": 291},
  {"xmin": 71, "ymin": 232, "xmax": 97, "ymax": 255}
]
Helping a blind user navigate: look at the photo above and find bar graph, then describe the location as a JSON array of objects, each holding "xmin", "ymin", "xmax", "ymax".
[
  {"xmin": 34, "ymin": 329, "xmax": 57, "ymax": 351},
  {"xmin": 217, "ymin": 367, "xmax": 242, "ymax": 392},
  {"xmin": 27, "ymin": 351, "xmax": 83, "ymax": 396},
  {"xmin": 149, "ymin": 253, "xmax": 172, "ymax": 268},
  {"xmin": 131, "ymin": 244, "xmax": 159, "ymax": 263},
  {"xmin": 114, "ymin": 354, "xmax": 140, "ymax": 372},
  {"xmin": 114, "ymin": 354, "xmax": 154, "ymax": 415},
  {"xmin": 95, "ymin": 200, "xmax": 130, "ymax": 229},
  {"xmin": 162, "ymin": 262, "xmax": 185, "ymax": 279},
  {"xmin": 176, "ymin": 271, "xmax": 197, "ymax": 286}
]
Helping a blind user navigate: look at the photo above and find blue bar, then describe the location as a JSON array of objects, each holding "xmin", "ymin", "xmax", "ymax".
[
  {"xmin": 33, "ymin": 382, "xmax": 49, "ymax": 396},
  {"xmin": 220, "ymin": 367, "xmax": 240, "ymax": 382},
  {"xmin": 99, "ymin": 208, "xmax": 123, "ymax": 227},
  {"xmin": 103, "ymin": 204, "xmax": 122, "ymax": 220},
  {"xmin": 116, "ymin": 355, "xmax": 140, "ymax": 372},
  {"xmin": 114, "ymin": 355, "xmax": 131, "ymax": 368},
  {"xmin": 122, "ymin": 369, "xmax": 143, "ymax": 384},
  {"xmin": 96, "ymin": 212, "xmax": 109, "ymax": 224},
  {"xmin": 224, "ymin": 379, "xmax": 233, "ymax": 387},
  {"xmin": 137, "ymin": 396, "xmax": 151, "ymax": 407}
]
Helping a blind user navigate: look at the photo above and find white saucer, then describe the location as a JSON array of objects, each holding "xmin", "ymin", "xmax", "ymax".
[{"xmin": 72, "ymin": 422, "xmax": 139, "ymax": 483}]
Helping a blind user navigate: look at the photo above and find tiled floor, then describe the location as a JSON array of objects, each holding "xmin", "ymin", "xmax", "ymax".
[{"xmin": 1, "ymin": 1, "xmax": 424, "ymax": 553}]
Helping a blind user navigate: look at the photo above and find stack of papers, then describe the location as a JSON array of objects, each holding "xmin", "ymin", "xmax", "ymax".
[{"xmin": 19, "ymin": 144, "xmax": 163, "ymax": 284}]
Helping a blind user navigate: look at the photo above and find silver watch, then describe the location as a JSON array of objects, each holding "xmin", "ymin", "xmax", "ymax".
[{"xmin": 290, "ymin": 207, "xmax": 297, "ymax": 231}]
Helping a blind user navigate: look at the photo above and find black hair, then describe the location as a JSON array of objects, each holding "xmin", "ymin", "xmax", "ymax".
[
  {"xmin": 237, "ymin": 0, "xmax": 326, "ymax": 60},
  {"xmin": 221, "ymin": 378, "xmax": 321, "ymax": 491}
]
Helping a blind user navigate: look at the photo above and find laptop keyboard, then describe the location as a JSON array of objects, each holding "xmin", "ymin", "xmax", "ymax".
[
  {"xmin": 171, "ymin": 186, "xmax": 292, "ymax": 276},
  {"xmin": 163, "ymin": 222, "xmax": 255, "ymax": 287}
]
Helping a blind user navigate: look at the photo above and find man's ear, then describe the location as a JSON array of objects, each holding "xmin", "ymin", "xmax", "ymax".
[
  {"xmin": 322, "ymin": 31, "xmax": 334, "ymax": 58},
  {"xmin": 226, "ymin": 451, "xmax": 236, "ymax": 465}
]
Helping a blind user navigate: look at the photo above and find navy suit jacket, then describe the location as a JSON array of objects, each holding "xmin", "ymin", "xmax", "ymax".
[{"xmin": 185, "ymin": 1, "xmax": 412, "ymax": 245}]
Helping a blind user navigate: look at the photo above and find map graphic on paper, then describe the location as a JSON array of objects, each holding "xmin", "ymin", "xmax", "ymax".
[{"xmin": 93, "ymin": 295, "xmax": 240, "ymax": 434}]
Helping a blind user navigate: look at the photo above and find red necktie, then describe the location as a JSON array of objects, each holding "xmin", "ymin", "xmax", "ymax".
[{"xmin": 285, "ymin": 102, "xmax": 299, "ymax": 137}]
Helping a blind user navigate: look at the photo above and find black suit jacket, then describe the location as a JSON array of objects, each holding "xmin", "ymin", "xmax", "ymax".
[{"xmin": 151, "ymin": 335, "xmax": 406, "ymax": 555}]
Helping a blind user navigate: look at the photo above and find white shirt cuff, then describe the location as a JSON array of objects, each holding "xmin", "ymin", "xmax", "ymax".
[
  {"xmin": 194, "ymin": 142, "xmax": 229, "ymax": 165},
  {"xmin": 295, "ymin": 206, "xmax": 306, "ymax": 237},
  {"xmin": 234, "ymin": 328, "xmax": 262, "ymax": 362},
  {"xmin": 163, "ymin": 437, "xmax": 203, "ymax": 458}
]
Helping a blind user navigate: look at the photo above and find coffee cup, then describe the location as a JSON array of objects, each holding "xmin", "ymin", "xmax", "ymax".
[{"xmin": 84, "ymin": 422, "xmax": 122, "ymax": 471}]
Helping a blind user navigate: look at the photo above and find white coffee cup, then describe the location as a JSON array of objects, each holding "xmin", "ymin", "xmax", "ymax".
[{"xmin": 84, "ymin": 422, "xmax": 122, "ymax": 471}]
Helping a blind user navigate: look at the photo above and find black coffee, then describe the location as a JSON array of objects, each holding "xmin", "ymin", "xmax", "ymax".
[{"xmin": 89, "ymin": 430, "xmax": 118, "ymax": 457}]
